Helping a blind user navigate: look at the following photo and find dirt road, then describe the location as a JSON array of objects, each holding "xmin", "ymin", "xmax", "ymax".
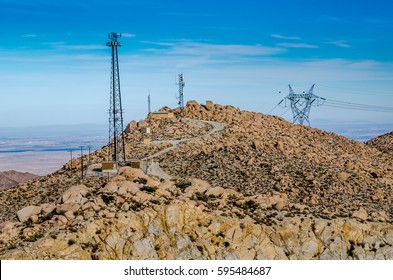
[{"xmin": 142, "ymin": 118, "xmax": 226, "ymax": 180}]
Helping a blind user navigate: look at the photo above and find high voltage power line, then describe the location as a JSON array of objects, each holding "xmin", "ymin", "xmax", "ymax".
[
  {"xmin": 268, "ymin": 84, "xmax": 393, "ymax": 125},
  {"xmin": 318, "ymin": 84, "xmax": 393, "ymax": 96},
  {"xmin": 322, "ymin": 99, "xmax": 393, "ymax": 112}
]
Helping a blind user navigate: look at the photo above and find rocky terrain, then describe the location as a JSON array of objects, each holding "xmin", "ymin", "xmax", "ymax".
[
  {"xmin": 366, "ymin": 131, "xmax": 393, "ymax": 154},
  {"xmin": 0, "ymin": 101, "xmax": 392, "ymax": 260},
  {"xmin": 0, "ymin": 171, "xmax": 39, "ymax": 191},
  {"xmin": 160, "ymin": 101, "xmax": 393, "ymax": 223},
  {"xmin": 1, "ymin": 168, "xmax": 392, "ymax": 260}
]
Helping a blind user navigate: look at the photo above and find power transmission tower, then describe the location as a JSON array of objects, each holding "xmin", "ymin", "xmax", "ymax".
[
  {"xmin": 176, "ymin": 73, "xmax": 185, "ymax": 109},
  {"xmin": 106, "ymin": 32, "xmax": 126, "ymax": 163},
  {"xmin": 279, "ymin": 84, "xmax": 325, "ymax": 126}
]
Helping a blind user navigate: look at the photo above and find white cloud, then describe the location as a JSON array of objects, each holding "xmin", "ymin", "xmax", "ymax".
[
  {"xmin": 43, "ymin": 42, "xmax": 106, "ymax": 50},
  {"xmin": 61, "ymin": 44, "xmax": 107, "ymax": 50},
  {"xmin": 271, "ymin": 34, "xmax": 301, "ymax": 40},
  {"xmin": 145, "ymin": 41, "xmax": 285, "ymax": 57},
  {"xmin": 327, "ymin": 40, "xmax": 351, "ymax": 48},
  {"xmin": 22, "ymin": 34, "xmax": 37, "ymax": 38},
  {"xmin": 278, "ymin": 43, "xmax": 319, "ymax": 49},
  {"xmin": 122, "ymin": 33, "xmax": 136, "ymax": 38}
]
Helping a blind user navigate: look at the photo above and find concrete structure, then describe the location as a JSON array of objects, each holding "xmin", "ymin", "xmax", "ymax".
[
  {"xmin": 102, "ymin": 161, "xmax": 117, "ymax": 173},
  {"xmin": 141, "ymin": 127, "xmax": 151, "ymax": 134},
  {"xmin": 151, "ymin": 112, "xmax": 174, "ymax": 119},
  {"xmin": 130, "ymin": 160, "xmax": 141, "ymax": 169}
]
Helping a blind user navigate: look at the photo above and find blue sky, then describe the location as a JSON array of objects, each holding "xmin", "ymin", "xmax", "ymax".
[{"xmin": 1, "ymin": 0, "xmax": 393, "ymax": 129}]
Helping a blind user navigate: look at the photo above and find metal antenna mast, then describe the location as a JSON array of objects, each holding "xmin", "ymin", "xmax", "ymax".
[
  {"xmin": 106, "ymin": 32, "xmax": 126, "ymax": 162},
  {"xmin": 279, "ymin": 84, "xmax": 325, "ymax": 126},
  {"xmin": 176, "ymin": 73, "xmax": 185, "ymax": 109},
  {"xmin": 148, "ymin": 91, "xmax": 151, "ymax": 114}
]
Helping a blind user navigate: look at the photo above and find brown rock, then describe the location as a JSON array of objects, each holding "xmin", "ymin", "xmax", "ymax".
[
  {"xmin": 0, "ymin": 222, "xmax": 20, "ymax": 244},
  {"xmin": 101, "ymin": 182, "xmax": 119, "ymax": 193},
  {"xmin": 29, "ymin": 215, "xmax": 39, "ymax": 224},
  {"xmin": 372, "ymin": 188, "xmax": 385, "ymax": 201},
  {"xmin": 274, "ymin": 201, "xmax": 285, "ymax": 211},
  {"xmin": 62, "ymin": 184, "xmax": 89, "ymax": 204},
  {"xmin": 247, "ymin": 158, "xmax": 255, "ymax": 166},
  {"xmin": 41, "ymin": 203, "xmax": 56, "ymax": 216},
  {"xmin": 205, "ymin": 100, "xmax": 214, "ymax": 111},
  {"xmin": 352, "ymin": 207, "xmax": 368, "ymax": 221},
  {"xmin": 56, "ymin": 203, "xmax": 81, "ymax": 215},
  {"xmin": 118, "ymin": 181, "xmax": 140, "ymax": 195},
  {"xmin": 205, "ymin": 187, "xmax": 225, "ymax": 197},
  {"xmin": 64, "ymin": 211, "xmax": 75, "ymax": 222},
  {"xmin": 337, "ymin": 172, "xmax": 351, "ymax": 182},
  {"xmin": 189, "ymin": 178, "xmax": 211, "ymax": 193}
]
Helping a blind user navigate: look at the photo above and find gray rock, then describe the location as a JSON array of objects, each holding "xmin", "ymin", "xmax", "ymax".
[{"xmin": 17, "ymin": 206, "xmax": 42, "ymax": 222}]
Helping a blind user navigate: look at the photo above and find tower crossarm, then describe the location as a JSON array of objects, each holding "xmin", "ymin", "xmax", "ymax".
[{"xmin": 284, "ymin": 84, "xmax": 324, "ymax": 126}]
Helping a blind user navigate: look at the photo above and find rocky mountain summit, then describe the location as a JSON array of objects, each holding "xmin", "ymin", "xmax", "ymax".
[
  {"xmin": 366, "ymin": 131, "xmax": 393, "ymax": 154},
  {"xmin": 160, "ymin": 101, "xmax": 393, "ymax": 222},
  {"xmin": 0, "ymin": 101, "xmax": 392, "ymax": 260}
]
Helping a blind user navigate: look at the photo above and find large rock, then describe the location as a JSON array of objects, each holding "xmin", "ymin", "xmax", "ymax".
[
  {"xmin": 205, "ymin": 100, "xmax": 214, "ymax": 111},
  {"xmin": 205, "ymin": 187, "xmax": 225, "ymax": 197},
  {"xmin": 0, "ymin": 222, "xmax": 20, "ymax": 243},
  {"xmin": 119, "ymin": 167, "xmax": 160, "ymax": 187},
  {"xmin": 17, "ymin": 206, "xmax": 41, "ymax": 222},
  {"xmin": 61, "ymin": 184, "xmax": 89, "ymax": 204},
  {"xmin": 352, "ymin": 207, "xmax": 368, "ymax": 221}
]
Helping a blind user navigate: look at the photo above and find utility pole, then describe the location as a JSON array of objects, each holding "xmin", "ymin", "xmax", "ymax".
[
  {"xmin": 87, "ymin": 145, "xmax": 92, "ymax": 164},
  {"xmin": 68, "ymin": 150, "xmax": 73, "ymax": 170},
  {"xmin": 106, "ymin": 32, "xmax": 126, "ymax": 163},
  {"xmin": 79, "ymin": 146, "xmax": 84, "ymax": 179}
]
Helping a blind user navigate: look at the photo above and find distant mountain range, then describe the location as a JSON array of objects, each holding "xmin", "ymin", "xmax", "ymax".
[{"xmin": 0, "ymin": 171, "xmax": 39, "ymax": 191}]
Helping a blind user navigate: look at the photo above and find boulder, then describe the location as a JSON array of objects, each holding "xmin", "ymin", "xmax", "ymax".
[
  {"xmin": 62, "ymin": 184, "xmax": 89, "ymax": 204},
  {"xmin": 0, "ymin": 222, "xmax": 20, "ymax": 243},
  {"xmin": 337, "ymin": 172, "xmax": 351, "ymax": 182},
  {"xmin": 56, "ymin": 203, "xmax": 81, "ymax": 215},
  {"xmin": 17, "ymin": 206, "xmax": 42, "ymax": 222},
  {"xmin": 205, "ymin": 187, "xmax": 225, "ymax": 197},
  {"xmin": 205, "ymin": 100, "xmax": 214, "ymax": 111},
  {"xmin": 352, "ymin": 207, "xmax": 368, "ymax": 221},
  {"xmin": 190, "ymin": 178, "xmax": 210, "ymax": 193}
]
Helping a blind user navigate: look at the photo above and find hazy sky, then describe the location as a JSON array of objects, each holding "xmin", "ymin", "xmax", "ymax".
[{"xmin": 1, "ymin": 0, "xmax": 393, "ymax": 128}]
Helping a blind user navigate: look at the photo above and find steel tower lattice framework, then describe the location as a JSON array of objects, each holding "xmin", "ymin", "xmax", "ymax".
[
  {"xmin": 106, "ymin": 32, "xmax": 126, "ymax": 162},
  {"xmin": 280, "ymin": 84, "xmax": 325, "ymax": 126},
  {"xmin": 177, "ymin": 73, "xmax": 185, "ymax": 109}
]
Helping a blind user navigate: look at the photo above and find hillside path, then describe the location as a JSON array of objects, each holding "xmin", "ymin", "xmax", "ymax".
[{"xmin": 142, "ymin": 118, "xmax": 227, "ymax": 180}]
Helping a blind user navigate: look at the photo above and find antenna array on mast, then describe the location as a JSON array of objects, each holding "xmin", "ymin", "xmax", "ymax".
[
  {"xmin": 176, "ymin": 73, "xmax": 185, "ymax": 109},
  {"xmin": 148, "ymin": 91, "xmax": 151, "ymax": 114}
]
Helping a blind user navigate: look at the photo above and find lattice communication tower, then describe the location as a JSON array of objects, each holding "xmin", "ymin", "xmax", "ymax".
[
  {"xmin": 279, "ymin": 84, "xmax": 325, "ymax": 126},
  {"xmin": 177, "ymin": 73, "xmax": 185, "ymax": 109},
  {"xmin": 106, "ymin": 32, "xmax": 126, "ymax": 162}
]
